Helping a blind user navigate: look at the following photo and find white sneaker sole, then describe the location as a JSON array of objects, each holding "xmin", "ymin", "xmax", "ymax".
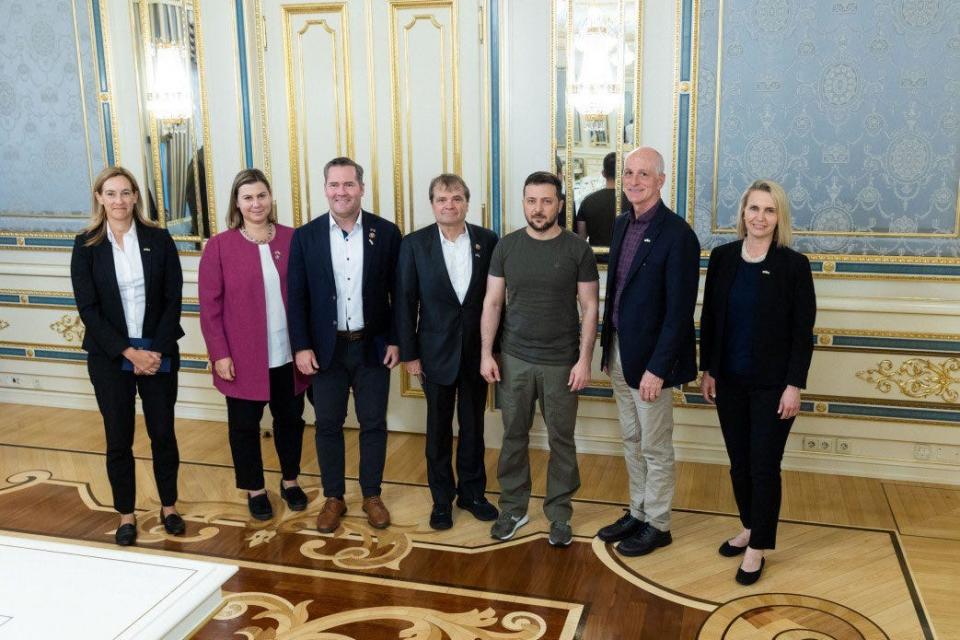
[
  {"xmin": 491, "ymin": 514, "xmax": 529, "ymax": 540},
  {"xmin": 549, "ymin": 534, "xmax": 573, "ymax": 547}
]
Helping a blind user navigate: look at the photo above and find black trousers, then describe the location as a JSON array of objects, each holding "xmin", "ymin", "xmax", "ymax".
[
  {"xmin": 87, "ymin": 354, "xmax": 180, "ymax": 514},
  {"xmin": 225, "ymin": 362, "xmax": 305, "ymax": 491},
  {"xmin": 312, "ymin": 338, "xmax": 389, "ymax": 498},
  {"xmin": 422, "ymin": 371, "xmax": 488, "ymax": 506},
  {"xmin": 715, "ymin": 377, "xmax": 795, "ymax": 549}
]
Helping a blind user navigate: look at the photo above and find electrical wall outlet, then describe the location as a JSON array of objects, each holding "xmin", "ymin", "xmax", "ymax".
[{"xmin": 836, "ymin": 439, "xmax": 851, "ymax": 454}]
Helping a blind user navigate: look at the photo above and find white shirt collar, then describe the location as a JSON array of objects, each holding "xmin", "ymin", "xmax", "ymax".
[
  {"xmin": 329, "ymin": 212, "xmax": 362, "ymax": 236},
  {"xmin": 106, "ymin": 222, "xmax": 138, "ymax": 246},
  {"xmin": 438, "ymin": 225, "xmax": 469, "ymax": 246}
]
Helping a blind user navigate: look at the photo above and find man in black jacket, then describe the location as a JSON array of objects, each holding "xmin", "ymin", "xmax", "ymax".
[{"xmin": 395, "ymin": 174, "xmax": 499, "ymax": 530}]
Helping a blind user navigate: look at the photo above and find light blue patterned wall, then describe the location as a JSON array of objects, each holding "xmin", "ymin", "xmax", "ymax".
[
  {"xmin": 0, "ymin": 0, "xmax": 104, "ymax": 225},
  {"xmin": 692, "ymin": 0, "xmax": 960, "ymax": 257}
]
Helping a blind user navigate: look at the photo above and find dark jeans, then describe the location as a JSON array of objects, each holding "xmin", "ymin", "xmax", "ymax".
[
  {"xmin": 225, "ymin": 362, "xmax": 305, "ymax": 491},
  {"xmin": 715, "ymin": 377, "xmax": 795, "ymax": 549},
  {"xmin": 422, "ymin": 371, "xmax": 488, "ymax": 506},
  {"xmin": 312, "ymin": 338, "xmax": 389, "ymax": 498},
  {"xmin": 87, "ymin": 355, "xmax": 180, "ymax": 514}
]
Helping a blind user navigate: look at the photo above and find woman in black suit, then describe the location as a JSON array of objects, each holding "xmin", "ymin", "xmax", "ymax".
[
  {"xmin": 699, "ymin": 179, "xmax": 816, "ymax": 585},
  {"xmin": 70, "ymin": 166, "xmax": 186, "ymax": 546}
]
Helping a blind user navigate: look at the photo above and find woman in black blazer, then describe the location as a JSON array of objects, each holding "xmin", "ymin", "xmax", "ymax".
[
  {"xmin": 70, "ymin": 166, "xmax": 186, "ymax": 546},
  {"xmin": 699, "ymin": 179, "xmax": 816, "ymax": 585}
]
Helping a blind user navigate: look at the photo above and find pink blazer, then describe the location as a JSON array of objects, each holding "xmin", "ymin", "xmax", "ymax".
[{"xmin": 198, "ymin": 225, "xmax": 311, "ymax": 400}]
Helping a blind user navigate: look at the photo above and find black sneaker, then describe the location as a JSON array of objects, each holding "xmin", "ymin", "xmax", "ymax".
[
  {"xmin": 280, "ymin": 482, "xmax": 308, "ymax": 511},
  {"xmin": 456, "ymin": 496, "xmax": 499, "ymax": 521},
  {"xmin": 429, "ymin": 503, "xmax": 453, "ymax": 530},
  {"xmin": 248, "ymin": 492, "xmax": 273, "ymax": 521},
  {"xmin": 597, "ymin": 509, "xmax": 644, "ymax": 542},
  {"xmin": 616, "ymin": 524, "xmax": 672, "ymax": 557}
]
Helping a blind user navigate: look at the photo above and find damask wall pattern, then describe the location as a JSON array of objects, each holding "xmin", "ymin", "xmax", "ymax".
[
  {"xmin": 692, "ymin": 0, "xmax": 960, "ymax": 256},
  {"xmin": 0, "ymin": 0, "xmax": 104, "ymax": 226}
]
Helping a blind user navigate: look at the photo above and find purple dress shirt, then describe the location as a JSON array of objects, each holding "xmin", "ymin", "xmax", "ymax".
[{"xmin": 612, "ymin": 201, "xmax": 660, "ymax": 329}]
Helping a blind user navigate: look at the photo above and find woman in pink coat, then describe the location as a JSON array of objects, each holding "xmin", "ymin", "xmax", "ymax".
[{"xmin": 199, "ymin": 169, "xmax": 311, "ymax": 520}]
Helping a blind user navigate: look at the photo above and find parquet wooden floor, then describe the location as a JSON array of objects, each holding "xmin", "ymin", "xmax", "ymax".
[{"xmin": 0, "ymin": 403, "xmax": 956, "ymax": 639}]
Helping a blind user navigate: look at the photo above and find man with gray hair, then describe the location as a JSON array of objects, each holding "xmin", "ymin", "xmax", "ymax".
[{"xmin": 596, "ymin": 147, "xmax": 701, "ymax": 556}]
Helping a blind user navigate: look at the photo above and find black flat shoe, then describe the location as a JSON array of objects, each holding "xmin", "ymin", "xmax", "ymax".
[
  {"xmin": 280, "ymin": 482, "xmax": 308, "ymax": 511},
  {"xmin": 429, "ymin": 503, "xmax": 453, "ymax": 530},
  {"xmin": 162, "ymin": 512, "xmax": 186, "ymax": 535},
  {"xmin": 718, "ymin": 540, "xmax": 747, "ymax": 557},
  {"xmin": 248, "ymin": 492, "xmax": 273, "ymax": 521},
  {"xmin": 115, "ymin": 523, "xmax": 137, "ymax": 546},
  {"xmin": 736, "ymin": 557, "xmax": 765, "ymax": 585},
  {"xmin": 456, "ymin": 496, "xmax": 498, "ymax": 521}
]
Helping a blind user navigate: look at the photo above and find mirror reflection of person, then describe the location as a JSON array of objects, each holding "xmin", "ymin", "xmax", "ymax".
[
  {"xmin": 198, "ymin": 169, "xmax": 310, "ymax": 522},
  {"xmin": 185, "ymin": 146, "xmax": 210, "ymax": 238},
  {"xmin": 699, "ymin": 179, "xmax": 816, "ymax": 585},
  {"xmin": 575, "ymin": 151, "xmax": 631, "ymax": 252},
  {"xmin": 394, "ymin": 174, "xmax": 500, "ymax": 531},
  {"xmin": 70, "ymin": 166, "xmax": 186, "ymax": 546}
]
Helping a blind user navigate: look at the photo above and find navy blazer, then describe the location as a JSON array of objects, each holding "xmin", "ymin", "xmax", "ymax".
[
  {"xmin": 699, "ymin": 240, "xmax": 816, "ymax": 388},
  {"xmin": 394, "ymin": 222, "xmax": 498, "ymax": 386},
  {"xmin": 287, "ymin": 210, "xmax": 402, "ymax": 370},
  {"xmin": 600, "ymin": 201, "xmax": 701, "ymax": 388},
  {"xmin": 70, "ymin": 223, "xmax": 184, "ymax": 368}
]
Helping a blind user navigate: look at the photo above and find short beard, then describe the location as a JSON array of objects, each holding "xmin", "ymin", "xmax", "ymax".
[{"xmin": 526, "ymin": 215, "xmax": 558, "ymax": 232}]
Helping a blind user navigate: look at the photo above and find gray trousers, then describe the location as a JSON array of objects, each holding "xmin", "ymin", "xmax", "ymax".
[
  {"xmin": 497, "ymin": 352, "xmax": 581, "ymax": 522},
  {"xmin": 608, "ymin": 334, "xmax": 676, "ymax": 530}
]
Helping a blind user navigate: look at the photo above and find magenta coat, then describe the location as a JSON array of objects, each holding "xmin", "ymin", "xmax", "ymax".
[{"xmin": 198, "ymin": 225, "xmax": 311, "ymax": 400}]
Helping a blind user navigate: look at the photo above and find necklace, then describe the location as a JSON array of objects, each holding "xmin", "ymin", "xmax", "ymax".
[
  {"xmin": 241, "ymin": 223, "xmax": 274, "ymax": 245},
  {"xmin": 741, "ymin": 242, "xmax": 767, "ymax": 264}
]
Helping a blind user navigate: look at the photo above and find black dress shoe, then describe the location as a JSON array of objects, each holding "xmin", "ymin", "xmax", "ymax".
[
  {"xmin": 456, "ymin": 496, "xmax": 499, "ymax": 521},
  {"xmin": 718, "ymin": 540, "xmax": 747, "ymax": 557},
  {"xmin": 736, "ymin": 557, "xmax": 765, "ymax": 585},
  {"xmin": 248, "ymin": 492, "xmax": 273, "ymax": 521},
  {"xmin": 616, "ymin": 524, "xmax": 672, "ymax": 557},
  {"xmin": 115, "ymin": 523, "xmax": 137, "ymax": 546},
  {"xmin": 597, "ymin": 509, "xmax": 644, "ymax": 542},
  {"xmin": 162, "ymin": 512, "xmax": 186, "ymax": 535},
  {"xmin": 429, "ymin": 504, "xmax": 453, "ymax": 530},
  {"xmin": 280, "ymin": 482, "xmax": 308, "ymax": 511}
]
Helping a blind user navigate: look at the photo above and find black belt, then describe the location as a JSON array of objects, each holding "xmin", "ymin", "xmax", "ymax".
[{"xmin": 336, "ymin": 330, "xmax": 365, "ymax": 342}]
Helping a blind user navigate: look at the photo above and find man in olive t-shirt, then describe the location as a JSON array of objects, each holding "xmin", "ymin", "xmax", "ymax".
[{"xmin": 480, "ymin": 171, "xmax": 599, "ymax": 547}]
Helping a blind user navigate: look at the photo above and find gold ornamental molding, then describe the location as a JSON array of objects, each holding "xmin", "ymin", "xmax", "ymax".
[
  {"xmin": 857, "ymin": 358, "xmax": 960, "ymax": 403},
  {"xmin": 50, "ymin": 314, "xmax": 85, "ymax": 343},
  {"xmin": 0, "ymin": 319, "xmax": 8, "ymax": 331}
]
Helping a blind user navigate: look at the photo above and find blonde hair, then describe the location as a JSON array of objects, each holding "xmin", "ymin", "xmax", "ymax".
[
  {"xmin": 736, "ymin": 179, "xmax": 793, "ymax": 247},
  {"xmin": 226, "ymin": 168, "xmax": 277, "ymax": 229},
  {"xmin": 84, "ymin": 166, "xmax": 156, "ymax": 246}
]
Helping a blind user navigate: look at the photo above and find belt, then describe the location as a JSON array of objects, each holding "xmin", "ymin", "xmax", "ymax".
[{"xmin": 336, "ymin": 330, "xmax": 365, "ymax": 342}]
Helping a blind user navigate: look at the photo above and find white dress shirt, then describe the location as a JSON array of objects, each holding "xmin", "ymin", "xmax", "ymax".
[
  {"xmin": 329, "ymin": 215, "xmax": 364, "ymax": 330},
  {"xmin": 439, "ymin": 226, "xmax": 472, "ymax": 304},
  {"xmin": 258, "ymin": 244, "xmax": 293, "ymax": 367},
  {"xmin": 107, "ymin": 223, "xmax": 145, "ymax": 339}
]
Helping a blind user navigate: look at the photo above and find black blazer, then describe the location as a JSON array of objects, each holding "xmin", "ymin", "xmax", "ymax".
[
  {"xmin": 599, "ymin": 201, "xmax": 701, "ymax": 388},
  {"xmin": 287, "ymin": 210, "xmax": 402, "ymax": 370},
  {"xmin": 699, "ymin": 240, "xmax": 816, "ymax": 388},
  {"xmin": 394, "ymin": 222, "xmax": 498, "ymax": 386},
  {"xmin": 70, "ymin": 223, "xmax": 184, "ymax": 368}
]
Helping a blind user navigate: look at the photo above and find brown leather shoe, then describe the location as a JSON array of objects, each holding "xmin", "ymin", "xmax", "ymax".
[
  {"xmin": 362, "ymin": 496, "xmax": 391, "ymax": 529},
  {"xmin": 316, "ymin": 497, "xmax": 347, "ymax": 533}
]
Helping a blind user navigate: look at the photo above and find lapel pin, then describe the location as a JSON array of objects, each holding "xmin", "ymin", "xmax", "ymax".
[
  {"xmin": 273, "ymin": 250, "xmax": 282, "ymax": 261},
  {"xmin": 142, "ymin": 247, "xmax": 151, "ymax": 252},
  {"xmin": 643, "ymin": 238, "xmax": 651, "ymax": 243},
  {"xmin": 474, "ymin": 243, "xmax": 481, "ymax": 251},
  {"xmin": 762, "ymin": 269, "xmax": 770, "ymax": 275}
]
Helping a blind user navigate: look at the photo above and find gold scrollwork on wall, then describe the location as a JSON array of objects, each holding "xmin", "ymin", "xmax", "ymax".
[
  {"xmin": 283, "ymin": 3, "xmax": 354, "ymax": 227},
  {"xmin": 50, "ymin": 315, "xmax": 86, "ymax": 343},
  {"xmin": 0, "ymin": 320, "xmax": 8, "ymax": 331},
  {"xmin": 388, "ymin": 0, "xmax": 461, "ymax": 234},
  {"xmin": 857, "ymin": 358, "xmax": 960, "ymax": 403}
]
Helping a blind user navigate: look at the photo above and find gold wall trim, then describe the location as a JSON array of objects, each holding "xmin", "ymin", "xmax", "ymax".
[
  {"xmin": 70, "ymin": 0, "xmax": 95, "ymax": 188},
  {"xmin": 388, "ymin": 0, "xmax": 460, "ymax": 233},
  {"xmin": 97, "ymin": 0, "xmax": 120, "ymax": 164},
  {"xmin": 254, "ymin": 0, "xmax": 273, "ymax": 178},
  {"xmin": 283, "ymin": 3, "xmax": 352, "ymax": 227},
  {"xmin": 364, "ymin": 0, "xmax": 381, "ymax": 214},
  {"xmin": 0, "ymin": 340, "xmax": 210, "ymax": 370},
  {"xmin": 49, "ymin": 315, "xmax": 85, "ymax": 343},
  {"xmin": 399, "ymin": 368, "xmax": 425, "ymax": 398},
  {"xmin": 857, "ymin": 358, "xmax": 960, "ymax": 404},
  {"xmin": 0, "ymin": 320, "xmax": 8, "ymax": 331},
  {"xmin": 193, "ymin": 0, "xmax": 218, "ymax": 236}
]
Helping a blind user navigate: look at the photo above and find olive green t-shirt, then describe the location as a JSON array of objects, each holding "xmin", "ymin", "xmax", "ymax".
[{"xmin": 489, "ymin": 228, "xmax": 599, "ymax": 365}]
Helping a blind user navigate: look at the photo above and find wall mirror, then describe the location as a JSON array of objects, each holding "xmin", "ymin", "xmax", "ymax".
[
  {"xmin": 132, "ymin": 0, "xmax": 217, "ymax": 250},
  {"xmin": 552, "ymin": 0, "xmax": 640, "ymax": 261}
]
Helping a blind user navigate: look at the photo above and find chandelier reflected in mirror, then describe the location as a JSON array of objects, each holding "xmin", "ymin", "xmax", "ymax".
[{"xmin": 567, "ymin": 5, "xmax": 623, "ymax": 133}]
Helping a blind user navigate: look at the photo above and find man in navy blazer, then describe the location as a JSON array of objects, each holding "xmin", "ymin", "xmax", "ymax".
[
  {"xmin": 596, "ymin": 147, "xmax": 701, "ymax": 557},
  {"xmin": 287, "ymin": 157, "xmax": 402, "ymax": 533},
  {"xmin": 394, "ymin": 174, "xmax": 499, "ymax": 530}
]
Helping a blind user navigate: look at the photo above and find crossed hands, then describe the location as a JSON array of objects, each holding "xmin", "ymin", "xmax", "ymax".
[{"xmin": 124, "ymin": 347, "xmax": 162, "ymax": 375}]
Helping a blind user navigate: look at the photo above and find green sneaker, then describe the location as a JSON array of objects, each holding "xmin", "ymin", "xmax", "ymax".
[
  {"xmin": 490, "ymin": 513, "xmax": 529, "ymax": 541},
  {"xmin": 549, "ymin": 520, "xmax": 573, "ymax": 547}
]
